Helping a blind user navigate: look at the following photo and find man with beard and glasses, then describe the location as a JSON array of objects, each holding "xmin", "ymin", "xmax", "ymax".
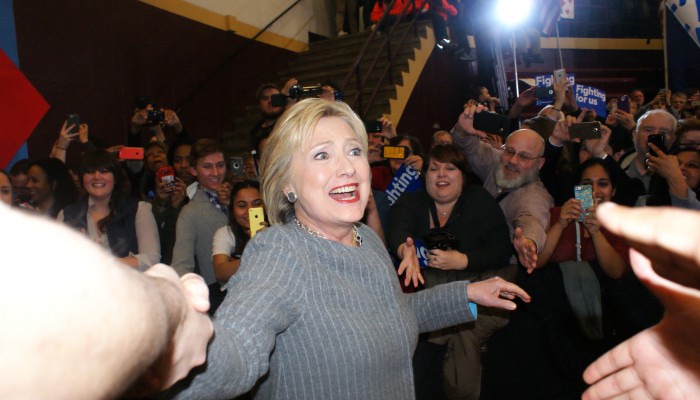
[{"xmin": 451, "ymin": 104, "xmax": 553, "ymax": 274}]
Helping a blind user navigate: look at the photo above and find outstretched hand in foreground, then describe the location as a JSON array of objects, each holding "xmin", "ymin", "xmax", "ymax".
[{"xmin": 583, "ymin": 204, "xmax": 700, "ymax": 400}]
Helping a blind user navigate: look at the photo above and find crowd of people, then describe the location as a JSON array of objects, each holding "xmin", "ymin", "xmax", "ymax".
[{"xmin": 3, "ymin": 65, "xmax": 700, "ymax": 399}]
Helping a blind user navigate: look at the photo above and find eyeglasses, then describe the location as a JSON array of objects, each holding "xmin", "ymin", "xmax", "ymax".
[
  {"xmin": 679, "ymin": 141, "xmax": 700, "ymax": 150},
  {"xmin": 500, "ymin": 145, "xmax": 542, "ymax": 162},
  {"xmin": 639, "ymin": 126, "xmax": 673, "ymax": 136}
]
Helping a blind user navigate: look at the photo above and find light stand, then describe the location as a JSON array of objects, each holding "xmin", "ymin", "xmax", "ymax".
[{"xmin": 511, "ymin": 32, "xmax": 520, "ymax": 97}]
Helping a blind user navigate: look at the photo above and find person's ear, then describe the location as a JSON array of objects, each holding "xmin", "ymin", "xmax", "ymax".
[{"xmin": 190, "ymin": 166, "xmax": 198, "ymax": 178}]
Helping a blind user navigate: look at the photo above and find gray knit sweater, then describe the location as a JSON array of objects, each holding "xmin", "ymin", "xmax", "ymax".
[
  {"xmin": 172, "ymin": 222, "xmax": 475, "ymax": 399},
  {"xmin": 171, "ymin": 190, "xmax": 228, "ymax": 285}
]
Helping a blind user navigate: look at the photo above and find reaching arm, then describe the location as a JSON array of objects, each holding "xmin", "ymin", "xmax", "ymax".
[{"xmin": 0, "ymin": 204, "xmax": 212, "ymax": 400}]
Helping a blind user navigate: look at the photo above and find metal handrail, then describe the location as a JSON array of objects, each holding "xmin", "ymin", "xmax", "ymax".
[
  {"xmin": 176, "ymin": 0, "xmax": 302, "ymax": 113},
  {"xmin": 340, "ymin": 0, "xmax": 427, "ymax": 119}
]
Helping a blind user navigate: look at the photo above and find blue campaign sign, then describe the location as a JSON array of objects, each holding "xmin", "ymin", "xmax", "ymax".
[
  {"xmin": 534, "ymin": 73, "xmax": 576, "ymax": 107},
  {"xmin": 574, "ymin": 84, "xmax": 607, "ymax": 118},
  {"xmin": 385, "ymin": 164, "xmax": 423, "ymax": 206},
  {"xmin": 413, "ymin": 238, "xmax": 430, "ymax": 268}
]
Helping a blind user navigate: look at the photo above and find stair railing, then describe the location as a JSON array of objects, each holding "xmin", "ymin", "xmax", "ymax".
[
  {"xmin": 340, "ymin": 0, "xmax": 428, "ymax": 119},
  {"xmin": 175, "ymin": 0, "xmax": 303, "ymax": 113}
]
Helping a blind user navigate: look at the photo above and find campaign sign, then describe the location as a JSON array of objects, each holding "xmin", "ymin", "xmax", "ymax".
[
  {"xmin": 385, "ymin": 164, "xmax": 423, "ymax": 206},
  {"xmin": 574, "ymin": 84, "xmax": 607, "ymax": 118},
  {"xmin": 534, "ymin": 73, "xmax": 576, "ymax": 107},
  {"xmin": 413, "ymin": 238, "xmax": 430, "ymax": 268}
]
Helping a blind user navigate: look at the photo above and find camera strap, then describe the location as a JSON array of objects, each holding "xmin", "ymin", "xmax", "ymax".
[{"xmin": 495, "ymin": 190, "xmax": 511, "ymax": 203}]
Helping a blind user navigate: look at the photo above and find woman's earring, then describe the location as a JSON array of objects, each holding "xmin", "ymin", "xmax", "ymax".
[{"xmin": 286, "ymin": 192, "xmax": 298, "ymax": 203}]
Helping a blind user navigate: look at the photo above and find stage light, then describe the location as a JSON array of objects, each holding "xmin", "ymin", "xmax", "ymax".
[{"xmin": 495, "ymin": 0, "xmax": 534, "ymax": 27}]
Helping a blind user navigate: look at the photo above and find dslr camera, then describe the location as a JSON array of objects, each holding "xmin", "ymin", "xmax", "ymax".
[
  {"xmin": 146, "ymin": 109, "xmax": 165, "ymax": 125},
  {"xmin": 423, "ymin": 228, "xmax": 458, "ymax": 251}
]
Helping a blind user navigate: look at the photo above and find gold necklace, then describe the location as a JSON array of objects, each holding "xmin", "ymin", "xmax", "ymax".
[{"xmin": 294, "ymin": 219, "xmax": 362, "ymax": 247}]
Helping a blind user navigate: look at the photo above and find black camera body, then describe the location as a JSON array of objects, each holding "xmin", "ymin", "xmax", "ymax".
[
  {"xmin": 146, "ymin": 109, "xmax": 165, "ymax": 125},
  {"xmin": 289, "ymin": 84, "xmax": 323, "ymax": 99},
  {"xmin": 287, "ymin": 84, "xmax": 345, "ymax": 101},
  {"xmin": 423, "ymin": 229, "xmax": 458, "ymax": 251}
]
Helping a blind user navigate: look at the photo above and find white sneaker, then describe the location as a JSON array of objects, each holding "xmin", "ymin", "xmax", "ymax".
[{"xmin": 338, "ymin": 30, "xmax": 348, "ymax": 37}]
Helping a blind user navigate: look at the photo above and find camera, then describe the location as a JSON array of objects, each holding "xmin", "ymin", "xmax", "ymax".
[
  {"xmin": 146, "ymin": 109, "xmax": 165, "ymax": 125},
  {"xmin": 287, "ymin": 84, "xmax": 345, "ymax": 101},
  {"xmin": 423, "ymin": 229, "xmax": 458, "ymax": 251},
  {"xmin": 288, "ymin": 84, "xmax": 323, "ymax": 99}
]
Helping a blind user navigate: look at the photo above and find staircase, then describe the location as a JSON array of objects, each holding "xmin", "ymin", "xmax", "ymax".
[{"xmin": 222, "ymin": 20, "xmax": 435, "ymax": 156}]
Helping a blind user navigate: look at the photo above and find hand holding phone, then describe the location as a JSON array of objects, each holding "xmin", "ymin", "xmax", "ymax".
[
  {"xmin": 553, "ymin": 68, "xmax": 567, "ymax": 86},
  {"xmin": 647, "ymin": 134, "xmax": 666, "ymax": 157},
  {"xmin": 66, "ymin": 114, "xmax": 80, "ymax": 134},
  {"xmin": 249, "ymin": 207, "xmax": 265, "ymax": 237}
]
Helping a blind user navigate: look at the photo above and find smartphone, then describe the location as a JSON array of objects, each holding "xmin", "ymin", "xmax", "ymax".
[
  {"xmin": 364, "ymin": 120, "xmax": 383, "ymax": 134},
  {"xmin": 156, "ymin": 166, "xmax": 175, "ymax": 193},
  {"xmin": 617, "ymin": 95, "xmax": 630, "ymax": 113},
  {"xmin": 473, "ymin": 111, "xmax": 510, "ymax": 136},
  {"xmin": 248, "ymin": 207, "xmax": 265, "ymax": 237},
  {"xmin": 382, "ymin": 145, "xmax": 409, "ymax": 159},
  {"xmin": 230, "ymin": 156, "xmax": 244, "ymax": 177},
  {"xmin": 534, "ymin": 86, "xmax": 554, "ymax": 98},
  {"xmin": 553, "ymin": 68, "xmax": 567, "ymax": 85},
  {"xmin": 569, "ymin": 122, "xmax": 602, "ymax": 140},
  {"xmin": 66, "ymin": 114, "xmax": 80, "ymax": 134},
  {"xmin": 574, "ymin": 184, "xmax": 594, "ymax": 221},
  {"xmin": 119, "ymin": 147, "xmax": 144, "ymax": 160},
  {"xmin": 647, "ymin": 133, "xmax": 666, "ymax": 157}
]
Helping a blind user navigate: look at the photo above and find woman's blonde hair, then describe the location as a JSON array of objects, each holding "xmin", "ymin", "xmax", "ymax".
[{"xmin": 260, "ymin": 98, "xmax": 368, "ymax": 225}]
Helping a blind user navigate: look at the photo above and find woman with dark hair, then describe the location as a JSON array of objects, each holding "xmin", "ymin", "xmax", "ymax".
[
  {"xmin": 212, "ymin": 180, "xmax": 265, "ymax": 283},
  {"xmin": 59, "ymin": 150, "xmax": 160, "ymax": 270},
  {"xmin": 387, "ymin": 143, "xmax": 513, "ymax": 399},
  {"xmin": 25, "ymin": 158, "xmax": 79, "ymax": 217}
]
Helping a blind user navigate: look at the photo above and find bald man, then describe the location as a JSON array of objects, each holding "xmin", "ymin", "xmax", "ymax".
[{"xmin": 452, "ymin": 105, "xmax": 553, "ymax": 273}]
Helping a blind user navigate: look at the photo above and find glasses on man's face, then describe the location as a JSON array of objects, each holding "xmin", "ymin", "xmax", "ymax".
[
  {"xmin": 679, "ymin": 141, "xmax": 700, "ymax": 150},
  {"xmin": 639, "ymin": 126, "xmax": 673, "ymax": 136},
  {"xmin": 500, "ymin": 145, "xmax": 542, "ymax": 162}
]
